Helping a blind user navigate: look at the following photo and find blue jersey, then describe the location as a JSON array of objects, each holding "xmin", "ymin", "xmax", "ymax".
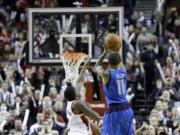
[
  {"xmin": 103, "ymin": 68, "xmax": 127, "ymax": 105},
  {"xmin": 101, "ymin": 68, "xmax": 134, "ymax": 135}
]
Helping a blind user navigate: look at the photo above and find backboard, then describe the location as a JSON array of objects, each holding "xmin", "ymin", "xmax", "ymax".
[{"xmin": 28, "ymin": 7, "xmax": 124, "ymax": 64}]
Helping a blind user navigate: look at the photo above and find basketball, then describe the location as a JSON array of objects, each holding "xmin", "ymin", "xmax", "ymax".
[{"xmin": 104, "ymin": 33, "xmax": 122, "ymax": 52}]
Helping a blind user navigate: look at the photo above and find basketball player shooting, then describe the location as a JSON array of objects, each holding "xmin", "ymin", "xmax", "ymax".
[{"xmin": 95, "ymin": 34, "xmax": 134, "ymax": 135}]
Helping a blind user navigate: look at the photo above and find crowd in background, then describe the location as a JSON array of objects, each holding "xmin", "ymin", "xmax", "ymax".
[
  {"xmin": 124, "ymin": 4, "xmax": 180, "ymax": 135},
  {"xmin": 32, "ymin": 12, "xmax": 120, "ymax": 59},
  {"xmin": 0, "ymin": 0, "xmax": 180, "ymax": 135}
]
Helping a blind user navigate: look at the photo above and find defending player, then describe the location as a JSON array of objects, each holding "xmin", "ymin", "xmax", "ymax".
[
  {"xmin": 63, "ymin": 84, "xmax": 101, "ymax": 135},
  {"xmin": 63, "ymin": 56, "xmax": 101, "ymax": 135},
  {"xmin": 95, "ymin": 35, "xmax": 134, "ymax": 135}
]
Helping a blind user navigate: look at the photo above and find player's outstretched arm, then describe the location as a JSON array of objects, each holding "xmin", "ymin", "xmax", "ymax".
[
  {"xmin": 95, "ymin": 49, "xmax": 108, "ymax": 67},
  {"xmin": 95, "ymin": 49, "xmax": 109, "ymax": 83},
  {"xmin": 74, "ymin": 56, "xmax": 90, "ymax": 99},
  {"xmin": 72, "ymin": 100, "xmax": 101, "ymax": 122},
  {"xmin": 77, "ymin": 56, "xmax": 91, "ymax": 83}
]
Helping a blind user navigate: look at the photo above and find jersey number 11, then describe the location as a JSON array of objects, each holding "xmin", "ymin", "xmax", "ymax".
[{"xmin": 116, "ymin": 80, "xmax": 125, "ymax": 95}]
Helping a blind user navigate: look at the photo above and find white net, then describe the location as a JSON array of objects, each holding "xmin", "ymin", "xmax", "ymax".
[{"xmin": 60, "ymin": 52, "xmax": 87, "ymax": 84}]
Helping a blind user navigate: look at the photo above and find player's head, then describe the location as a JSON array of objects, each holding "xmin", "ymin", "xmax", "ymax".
[
  {"xmin": 108, "ymin": 52, "xmax": 122, "ymax": 67},
  {"xmin": 64, "ymin": 83, "xmax": 76, "ymax": 101}
]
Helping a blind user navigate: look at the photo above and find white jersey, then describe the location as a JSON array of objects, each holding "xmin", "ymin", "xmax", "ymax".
[
  {"xmin": 66, "ymin": 101, "xmax": 92, "ymax": 135},
  {"xmin": 29, "ymin": 123, "xmax": 43, "ymax": 135}
]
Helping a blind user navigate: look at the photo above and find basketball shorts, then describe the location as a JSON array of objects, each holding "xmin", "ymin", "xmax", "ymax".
[{"xmin": 101, "ymin": 102, "xmax": 134, "ymax": 135}]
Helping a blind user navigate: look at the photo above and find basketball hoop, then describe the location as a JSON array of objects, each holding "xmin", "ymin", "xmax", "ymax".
[{"xmin": 60, "ymin": 52, "xmax": 88, "ymax": 84}]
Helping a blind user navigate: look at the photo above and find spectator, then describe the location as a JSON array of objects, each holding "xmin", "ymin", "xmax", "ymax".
[
  {"xmin": 29, "ymin": 90, "xmax": 40, "ymax": 124},
  {"xmin": 138, "ymin": 11, "xmax": 145, "ymax": 24},
  {"xmin": 48, "ymin": 87, "xmax": 58, "ymax": 105},
  {"xmin": 160, "ymin": 90, "xmax": 174, "ymax": 109},
  {"xmin": 29, "ymin": 113, "xmax": 44, "ymax": 135},
  {"xmin": 147, "ymin": 125, "xmax": 156, "ymax": 135},
  {"xmin": 42, "ymin": 96, "xmax": 66, "ymax": 134},
  {"xmin": 3, "ymin": 111, "xmax": 16, "ymax": 134},
  {"xmin": 136, "ymin": 27, "xmax": 152, "ymax": 53},
  {"xmin": 149, "ymin": 116, "xmax": 159, "ymax": 129},
  {"xmin": 0, "ymin": 80, "xmax": 15, "ymax": 108},
  {"xmin": 13, "ymin": 119, "xmax": 23, "ymax": 134},
  {"xmin": 0, "ymin": 103, "xmax": 10, "ymax": 122},
  {"xmin": 154, "ymin": 79, "xmax": 164, "ymax": 100},
  {"xmin": 157, "ymin": 125, "xmax": 168, "ymax": 135},
  {"xmin": 141, "ymin": 43, "xmax": 157, "ymax": 95}
]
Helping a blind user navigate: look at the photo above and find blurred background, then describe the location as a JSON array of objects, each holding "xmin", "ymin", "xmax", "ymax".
[{"xmin": 0, "ymin": 0, "xmax": 180, "ymax": 135}]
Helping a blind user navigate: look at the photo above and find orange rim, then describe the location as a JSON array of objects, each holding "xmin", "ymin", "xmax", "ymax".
[{"xmin": 60, "ymin": 52, "xmax": 88, "ymax": 64}]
